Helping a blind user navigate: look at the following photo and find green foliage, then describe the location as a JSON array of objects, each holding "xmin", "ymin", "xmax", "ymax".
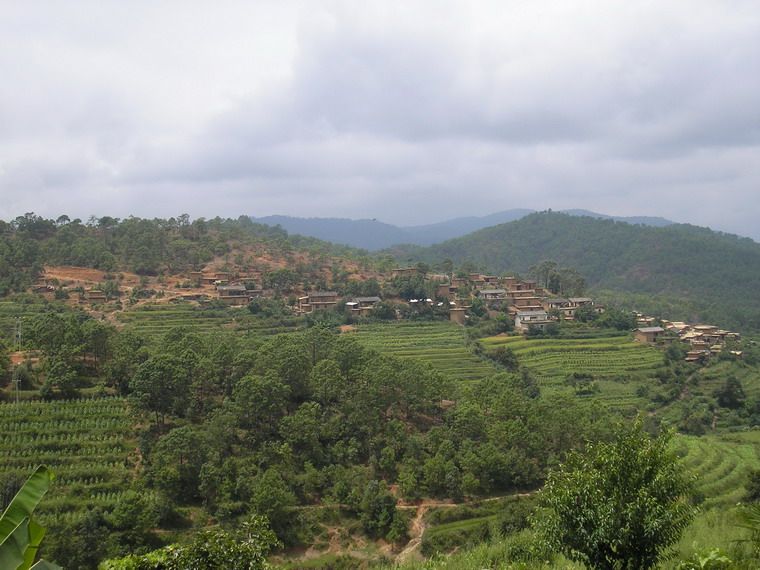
[
  {"xmin": 401, "ymin": 211, "xmax": 760, "ymax": 332},
  {"xmin": 100, "ymin": 515, "xmax": 280, "ymax": 570},
  {"xmin": 0, "ymin": 465, "xmax": 56, "ymax": 570},
  {"xmin": 534, "ymin": 420, "xmax": 697, "ymax": 570}
]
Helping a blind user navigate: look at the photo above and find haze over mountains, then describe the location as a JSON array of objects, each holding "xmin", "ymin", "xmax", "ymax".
[{"xmin": 252, "ymin": 209, "xmax": 675, "ymax": 250}]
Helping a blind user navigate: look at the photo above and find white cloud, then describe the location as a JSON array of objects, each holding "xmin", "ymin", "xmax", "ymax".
[{"xmin": 0, "ymin": 0, "xmax": 759, "ymax": 239}]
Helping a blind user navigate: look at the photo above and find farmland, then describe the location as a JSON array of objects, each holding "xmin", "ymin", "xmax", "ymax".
[
  {"xmin": 115, "ymin": 301, "xmax": 302, "ymax": 340},
  {"xmin": 353, "ymin": 321, "xmax": 500, "ymax": 382},
  {"xmin": 479, "ymin": 334, "xmax": 663, "ymax": 381},
  {"xmin": 0, "ymin": 397, "xmax": 133, "ymax": 526},
  {"xmin": 676, "ymin": 431, "xmax": 760, "ymax": 508}
]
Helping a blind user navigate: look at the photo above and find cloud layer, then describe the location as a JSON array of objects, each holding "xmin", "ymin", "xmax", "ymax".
[{"xmin": 1, "ymin": 1, "xmax": 759, "ymax": 239}]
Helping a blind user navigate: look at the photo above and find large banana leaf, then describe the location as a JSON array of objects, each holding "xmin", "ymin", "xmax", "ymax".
[
  {"xmin": 0, "ymin": 518, "xmax": 30, "ymax": 570},
  {"xmin": 0, "ymin": 466, "xmax": 55, "ymax": 570}
]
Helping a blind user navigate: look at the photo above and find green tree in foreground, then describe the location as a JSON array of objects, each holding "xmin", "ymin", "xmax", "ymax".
[
  {"xmin": 0, "ymin": 465, "xmax": 59, "ymax": 570},
  {"xmin": 100, "ymin": 515, "xmax": 279, "ymax": 570},
  {"xmin": 534, "ymin": 420, "xmax": 696, "ymax": 570}
]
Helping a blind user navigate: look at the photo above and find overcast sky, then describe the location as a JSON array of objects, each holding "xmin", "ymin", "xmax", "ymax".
[{"xmin": 1, "ymin": 1, "xmax": 759, "ymax": 239}]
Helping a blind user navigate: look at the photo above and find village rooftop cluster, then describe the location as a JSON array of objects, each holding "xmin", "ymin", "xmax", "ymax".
[{"xmin": 30, "ymin": 265, "xmax": 741, "ymax": 364}]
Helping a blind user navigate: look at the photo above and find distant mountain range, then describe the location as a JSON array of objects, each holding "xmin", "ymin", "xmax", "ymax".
[{"xmin": 251, "ymin": 209, "xmax": 674, "ymax": 250}]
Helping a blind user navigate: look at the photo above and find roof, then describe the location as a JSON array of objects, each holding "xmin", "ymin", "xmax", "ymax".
[
  {"xmin": 309, "ymin": 291, "xmax": 338, "ymax": 298},
  {"xmin": 517, "ymin": 310, "xmax": 549, "ymax": 317},
  {"xmin": 569, "ymin": 297, "xmax": 593, "ymax": 303},
  {"xmin": 479, "ymin": 289, "xmax": 506, "ymax": 295},
  {"xmin": 353, "ymin": 296, "xmax": 381, "ymax": 303},
  {"xmin": 218, "ymin": 285, "xmax": 247, "ymax": 292},
  {"xmin": 637, "ymin": 327, "xmax": 664, "ymax": 333}
]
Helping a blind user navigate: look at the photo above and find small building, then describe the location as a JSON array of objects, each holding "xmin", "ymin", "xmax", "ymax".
[
  {"xmin": 217, "ymin": 284, "xmax": 250, "ymax": 306},
  {"xmin": 544, "ymin": 298, "xmax": 568, "ymax": 310},
  {"xmin": 450, "ymin": 307, "xmax": 467, "ymax": 325},
  {"xmin": 84, "ymin": 289, "xmax": 107, "ymax": 303},
  {"xmin": 299, "ymin": 291, "xmax": 339, "ymax": 313},
  {"xmin": 348, "ymin": 296, "xmax": 381, "ymax": 317},
  {"xmin": 502, "ymin": 276, "xmax": 519, "ymax": 290},
  {"xmin": 634, "ymin": 326, "xmax": 664, "ymax": 344},
  {"xmin": 515, "ymin": 310, "xmax": 551, "ymax": 332},
  {"xmin": 436, "ymin": 283, "xmax": 458, "ymax": 300}
]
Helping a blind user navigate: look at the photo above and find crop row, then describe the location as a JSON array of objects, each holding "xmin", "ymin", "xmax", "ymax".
[
  {"xmin": 355, "ymin": 322, "xmax": 500, "ymax": 382},
  {"xmin": 0, "ymin": 398, "xmax": 133, "ymax": 522}
]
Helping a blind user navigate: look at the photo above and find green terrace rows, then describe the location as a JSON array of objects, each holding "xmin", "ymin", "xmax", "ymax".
[
  {"xmin": 676, "ymin": 431, "xmax": 760, "ymax": 508},
  {"xmin": 0, "ymin": 398, "xmax": 133, "ymax": 524},
  {"xmin": 480, "ymin": 335, "xmax": 663, "ymax": 381},
  {"xmin": 115, "ymin": 301, "xmax": 302, "ymax": 339},
  {"xmin": 352, "ymin": 322, "xmax": 500, "ymax": 382}
]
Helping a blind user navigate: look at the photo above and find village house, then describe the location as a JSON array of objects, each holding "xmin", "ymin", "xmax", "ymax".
[
  {"xmin": 449, "ymin": 307, "xmax": 467, "ymax": 325},
  {"xmin": 346, "ymin": 296, "xmax": 381, "ymax": 317},
  {"xmin": 298, "ymin": 291, "xmax": 339, "ymax": 313},
  {"xmin": 436, "ymin": 283, "xmax": 458, "ymax": 300},
  {"xmin": 84, "ymin": 288, "xmax": 107, "ymax": 303},
  {"xmin": 502, "ymin": 276, "xmax": 519, "ymax": 290},
  {"xmin": 216, "ymin": 284, "xmax": 250, "ymax": 306},
  {"xmin": 515, "ymin": 310, "xmax": 552, "ymax": 332},
  {"xmin": 634, "ymin": 326, "xmax": 664, "ymax": 344},
  {"xmin": 478, "ymin": 288, "xmax": 507, "ymax": 301},
  {"xmin": 543, "ymin": 298, "xmax": 569, "ymax": 311},
  {"xmin": 567, "ymin": 297, "xmax": 594, "ymax": 308}
]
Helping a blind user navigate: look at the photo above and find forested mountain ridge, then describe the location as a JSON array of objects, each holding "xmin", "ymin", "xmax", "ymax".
[
  {"xmin": 393, "ymin": 211, "xmax": 760, "ymax": 331},
  {"xmin": 0, "ymin": 213, "xmax": 371, "ymax": 296},
  {"xmin": 251, "ymin": 209, "xmax": 674, "ymax": 250}
]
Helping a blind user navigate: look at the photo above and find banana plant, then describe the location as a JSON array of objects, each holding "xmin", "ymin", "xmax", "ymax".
[{"xmin": 0, "ymin": 466, "xmax": 60, "ymax": 570}]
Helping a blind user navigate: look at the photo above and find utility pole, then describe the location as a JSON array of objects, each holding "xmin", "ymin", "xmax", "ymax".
[{"xmin": 13, "ymin": 317, "xmax": 22, "ymax": 404}]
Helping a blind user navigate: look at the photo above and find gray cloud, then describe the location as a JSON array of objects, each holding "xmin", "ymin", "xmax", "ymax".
[{"xmin": 0, "ymin": 0, "xmax": 759, "ymax": 240}]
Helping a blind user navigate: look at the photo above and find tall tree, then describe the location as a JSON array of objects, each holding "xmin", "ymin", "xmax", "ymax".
[{"xmin": 534, "ymin": 420, "xmax": 696, "ymax": 570}]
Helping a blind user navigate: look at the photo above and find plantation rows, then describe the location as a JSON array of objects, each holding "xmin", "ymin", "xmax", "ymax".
[
  {"xmin": 116, "ymin": 301, "xmax": 302, "ymax": 340},
  {"xmin": 0, "ymin": 398, "xmax": 133, "ymax": 523},
  {"xmin": 481, "ymin": 335, "xmax": 663, "ymax": 382},
  {"xmin": 115, "ymin": 303, "xmax": 237, "ymax": 337},
  {"xmin": 676, "ymin": 432, "xmax": 760, "ymax": 508},
  {"xmin": 354, "ymin": 322, "xmax": 500, "ymax": 382}
]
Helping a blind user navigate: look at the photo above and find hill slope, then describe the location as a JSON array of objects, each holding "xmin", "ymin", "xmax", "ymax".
[
  {"xmin": 251, "ymin": 209, "xmax": 673, "ymax": 250},
  {"xmin": 397, "ymin": 212, "xmax": 760, "ymax": 331}
]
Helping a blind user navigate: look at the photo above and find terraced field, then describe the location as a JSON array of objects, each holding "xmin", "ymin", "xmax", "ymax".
[
  {"xmin": 354, "ymin": 322, "xmax": 500, "ymax": 382},
  {"xmin": 116, "ymin": 301, "xmax": 302, "ymax": 340},
  {"xmin": 676, "ymin": 431, "xmax": 760, "ymax": 508},
  {"xmin": 0, "ymin": 398, "xmax": 133, "ymax": 526},
  {"xmin": 480, "ymin": 335, "xmax": 663, "ymax": 381}
]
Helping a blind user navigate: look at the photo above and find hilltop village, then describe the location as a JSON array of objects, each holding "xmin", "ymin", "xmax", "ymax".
[{"xmin": 28, "ymin": 263, "xmax": 741, "ymax": 364}]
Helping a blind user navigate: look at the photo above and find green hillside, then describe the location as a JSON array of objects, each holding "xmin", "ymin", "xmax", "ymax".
[{"xmin": 393, "ymin": 211, "xmax": 760, "ymax": 331}]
